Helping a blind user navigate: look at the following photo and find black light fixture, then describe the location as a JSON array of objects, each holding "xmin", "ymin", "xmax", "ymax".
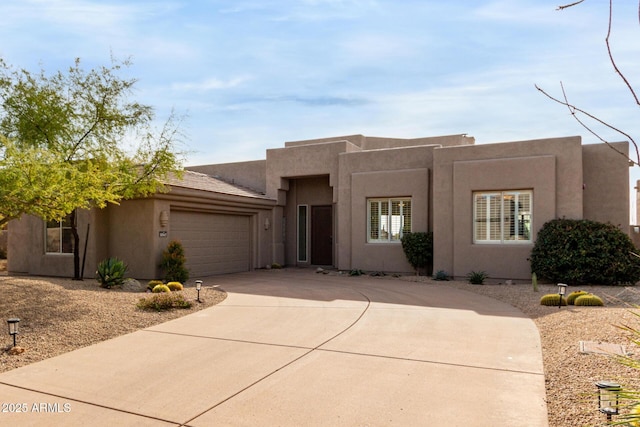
[
  {"xmin": 557, "ymin": 283, "xmax": 567, "ymax": 309},
  {"xmin": 7, "ymin": 318, "xmax": 19, "ymax": 348},
  {"xmin": 596, "ymin": 381, "xmax": 621, "ymax": 422},
  {"xmin": 195, "ymin": 280, "xmax": 202, "ymax": 303}
]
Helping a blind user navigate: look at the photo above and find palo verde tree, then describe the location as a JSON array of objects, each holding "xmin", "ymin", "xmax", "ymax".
[{"xmin": 0, "ymin": 57, "xmax": 184, "ymax": 279}]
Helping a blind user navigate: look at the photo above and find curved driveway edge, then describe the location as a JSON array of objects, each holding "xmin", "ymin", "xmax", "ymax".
[{"xmin": 0, "ymin": 269, "xmax": 548, "ymax": 426}]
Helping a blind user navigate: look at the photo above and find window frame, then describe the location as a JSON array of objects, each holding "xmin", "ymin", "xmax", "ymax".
[
  {"xmin": 44, "ymin": 214, "xmax": 74, "ymax": 255},
  {"xmin": 367, "ymin": 197, "xmax": 412, "ymax": 243},
  {"xmin": 473, "ymin": 190, "xmax": 532, "ymax": 244}
]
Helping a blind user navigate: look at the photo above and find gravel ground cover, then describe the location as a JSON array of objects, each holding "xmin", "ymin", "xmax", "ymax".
[
  {"xmin": 1, "ymin": 270, "xmax": 639, "ymax": 427},
  {"xmin": 0, "ymin": 275, "xmax": 226, "ymax": 373}
]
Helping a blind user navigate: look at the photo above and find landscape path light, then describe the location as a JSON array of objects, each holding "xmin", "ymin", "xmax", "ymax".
[
  {"xmin": 596, "ymin": 381, "xmax": 621, "ymax": 422},
  {"xmin": 557, "ymin": 283, "xmax": 567, "ymax": 309},
  {"xmin": 195, "ymin": 280, "xmax": 202, "ymax": 303},
  {"xmin": 7, "ymin": 318, "xmax": 19, "ymax": 348}
]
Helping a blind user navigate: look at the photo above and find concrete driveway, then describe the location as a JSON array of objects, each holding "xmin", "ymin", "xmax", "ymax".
[{"xmin": 0, "ymin": 269, "xmax": 547, "ymax": 426}]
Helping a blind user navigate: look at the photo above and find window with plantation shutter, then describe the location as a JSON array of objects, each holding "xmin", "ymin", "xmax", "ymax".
[
  {"xmin": 474, "ymin": 190, "xmax": 532, "ymax": 244},
  {"xmin": 367, "ymin": 198, "xmax": 411, "ymax": 243}
]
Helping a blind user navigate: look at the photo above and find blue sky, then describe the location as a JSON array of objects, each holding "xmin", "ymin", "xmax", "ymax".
[{"xmin": 1, "ymin": 1, "xmax": 640, "ymax": 215}]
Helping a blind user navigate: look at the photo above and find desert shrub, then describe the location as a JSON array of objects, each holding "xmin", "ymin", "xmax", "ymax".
[
  {"xmin": 159, "ymin": 240, "xmax": 189, "ymax": 283},
  {"xmin": 574, "ymin": 294, "xmax": 604, "ymax": 306},
  {"xmin": 271, "ymin": 263, "xmax": 282, "ymax": 269},
  {"xmin": 96, "ymin": 257, "xmax": 128, "ymax": 288},
  {"xmin": 433, "ymin": 270, "xmax": 449, "ymax": 281},
  {"xmin": 152, "ymin": 284, "xmax": 171, "ymax": 293},
  {"xmin": 540, "ymin": 293, "xmax": 567, "ymax": 306},
  {"xmin": 530, "ymin": 218, "xmax": 640, "ymax": 285},
  {"xmin": 167, "ymin": 281, "xmax": 183, "ymax": 291},
  {"xmin": 147, "ymin": 280, "xmax": 164, "ymax": 291},
  {"xmin": 400, "ymin": 232, "xmax": 433, "ymax": 275},
  {"xmin": 349, "ymin": 269, "xmax": 365, "ymax": 276},
  {"xmin": 137, "ymin": 293, "xmax": 192, "ymax": 311},
  {"xmin": 566, "ymin": 290, "xmax": 589, "ymax": 305},
  {"xmin": 467, "ymin": 270, "xmax": 488, "ymax": 285}
]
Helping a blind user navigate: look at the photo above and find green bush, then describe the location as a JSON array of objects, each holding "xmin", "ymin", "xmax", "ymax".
[
  {"xmin": 147, "ymin": 280, "xmax": 164, "ymax": 291},
  {"xmin": 433, "ymin": 270, "xmax": 449, "ymax": 281},
  {"xmin": 540, "ymin": 293, "xmax": 567, "ymax": 306},
  {"xmin": 167, "ymin": 281, "xmax": 183, "ymax": 291},
  {"xmin": 137, "ymin": 293, "xmax": 192, "ymax": 311},
  {"xmin": 96, "ymin": 257, "xmax": 128, "ymax": 288},
  {"xmin": 400, "ymin": 231, "xmax": 433, "ymax": 275},
  {"xmin": 566, "ymin": 290, "xmax": 589, "ymax": 305},
  {"xmin": 467, "ymin": 270, "xmax": 488, "ymax": 285},
  {"xmin": 530, "ymin": 218, "xmax": 640, "ymax": 285},
  {"xmin": 159, "ymin": 240, "xmax": 189, "ymax": 283},
  {"xmin": 574, "ymin": 294, "xmax": 604, "ymax": 306},
  {"xmin": 152, "ymin": 284, "xmax": 171, "ymax": 293}
]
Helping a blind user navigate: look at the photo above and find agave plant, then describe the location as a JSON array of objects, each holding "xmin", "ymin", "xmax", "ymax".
[{"xmin": 96, "ymin": 257, "xmax": 128, "ymax": 288}]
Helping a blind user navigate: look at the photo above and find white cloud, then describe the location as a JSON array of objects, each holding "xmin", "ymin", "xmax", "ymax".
[{"xmin": 171, "ymin": 76, "xmax": 252, "ymax": 92}]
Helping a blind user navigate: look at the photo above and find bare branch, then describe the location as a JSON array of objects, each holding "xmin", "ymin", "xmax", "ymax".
[
  {"xmin": 557, "ymin": 0, "xmax": 585, "ymax": 11},
  {"xmin": 536, "ymin": 83, "xmax": 640, "ymax": 165},
  {"xmin": 606, "ymin": 0, "xmax": 640, "ymax": 106}
]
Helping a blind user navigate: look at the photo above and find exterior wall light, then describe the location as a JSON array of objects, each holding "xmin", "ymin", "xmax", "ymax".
[
  {"xmin": 7, "ymin": 318, "xmax": 19, "ymax": 348},
  {"xmin": 557, "ymin": 283, "xmax": 567, "ymax": 309},
  {"xmin": 159, "ymin": 210, "xmax": 169, "ymax": 227},
  {"xmin": 264, "ymin": 218, "xmax": 270, "ymax": 230},
  {"xmin": 596, "ymin": 381, "xmax": 621, "ymax": 422},
  {"xmin": 195, "ymin": 280, "xmax": 202, "ymax": 303}
]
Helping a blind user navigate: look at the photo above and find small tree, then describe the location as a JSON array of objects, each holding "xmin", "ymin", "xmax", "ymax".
[
  {"xmin": 159, "ymin": 240, "xmax": 189, "ymax": 283},
  {"xmin": 400, "ymin": 231, "xmax": 433, "ymax": 275},
  {"xmin": 0, "ymin": 57, "xmax": 184, "ymax": 279}
]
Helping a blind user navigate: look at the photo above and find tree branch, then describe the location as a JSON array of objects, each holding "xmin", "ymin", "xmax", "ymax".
[
  {"xmin": 536, "ymin": 82, "xmax": 640, "ymax": 165},
  {"xmin": 557, "ymin": 0, "xmax": 585, "ymax": 11},
  {"xmin": 606, "ymin": 0, "xmax": 640, "ymax": 106}
]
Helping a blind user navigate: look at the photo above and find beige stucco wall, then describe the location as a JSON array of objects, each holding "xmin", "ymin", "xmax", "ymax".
[
  {"xmin": 338, "ymin": 145, "xmax": 436, "ymax": 272},
  {"xmin": 266, "ymin": 140, "xmax": 361, "ymax": 201},
  {"xmin": 107, "ymin": 199, "xmax": 157, "ymax": 279},
  {"xmin": 363, "ymin": 134, "xmax": 474, "ymax": 150},
  {"xmin": 7, "ymin": 208, "xmax": 99, "ymax": 279},
  {"xmin": 187, "ymin": 160, "xmax": 267, "ymax": 194},
  {"xmin": 433, "ymin": 136, "xmax": 585, "ymax": 280},
  {"xmin": 582, "ymin": 142, "xmax": 630, "ymax": 228}
]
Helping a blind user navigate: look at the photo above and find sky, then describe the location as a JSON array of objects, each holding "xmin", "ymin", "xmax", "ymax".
[{"xmin": 1, "ymin": 0, "xmax": 639, "ymax": 217}]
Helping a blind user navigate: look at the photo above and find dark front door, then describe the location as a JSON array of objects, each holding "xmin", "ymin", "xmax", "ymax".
[{"xmin": 311, "ymin": 205, "xmax": 333, "ymax": 265}]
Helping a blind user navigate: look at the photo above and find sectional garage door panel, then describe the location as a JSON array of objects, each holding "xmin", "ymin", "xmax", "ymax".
[{"xmin": 170, "ymin": 211, "xmax": 251, "ymax": 276}]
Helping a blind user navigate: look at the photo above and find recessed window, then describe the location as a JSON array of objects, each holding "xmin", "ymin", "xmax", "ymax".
[
  {"xmin": 367, "ymin": 198, "xmax": 411, "ymax": 243},
  {"xmin": 45, "ymin": 214, "xmax": 74, "ymax": 254},
  {"xmin": 474, "ymin": 190, "xmax": 532, "ymax": 244}
]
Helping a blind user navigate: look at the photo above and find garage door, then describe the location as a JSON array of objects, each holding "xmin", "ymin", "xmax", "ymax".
[{"xmin": 170, "ymin": 210, "xmax": 251, "ymax": 276}]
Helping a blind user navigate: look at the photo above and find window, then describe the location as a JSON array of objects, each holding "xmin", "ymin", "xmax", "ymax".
[
  {"xmin": 474, "ymin": 191, "xmax": 532, "ymax": 243},
  {"xmin": 368, "ymin": 198, "xmax": 411, "ymax": 243},
  {"xmin": 45, "ymin": 214, "xmax": 74, "ymax": 254}
]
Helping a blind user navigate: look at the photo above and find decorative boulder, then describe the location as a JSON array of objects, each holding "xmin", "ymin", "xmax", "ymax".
[{"xmin": 122, "ymin": 278, "xmax": 145, "ymax": 292}]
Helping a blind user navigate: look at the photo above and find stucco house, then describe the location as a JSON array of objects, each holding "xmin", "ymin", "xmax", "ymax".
[{"xmin": 7, "ymin": 133, "xmax": 630, "ymax": 281}]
